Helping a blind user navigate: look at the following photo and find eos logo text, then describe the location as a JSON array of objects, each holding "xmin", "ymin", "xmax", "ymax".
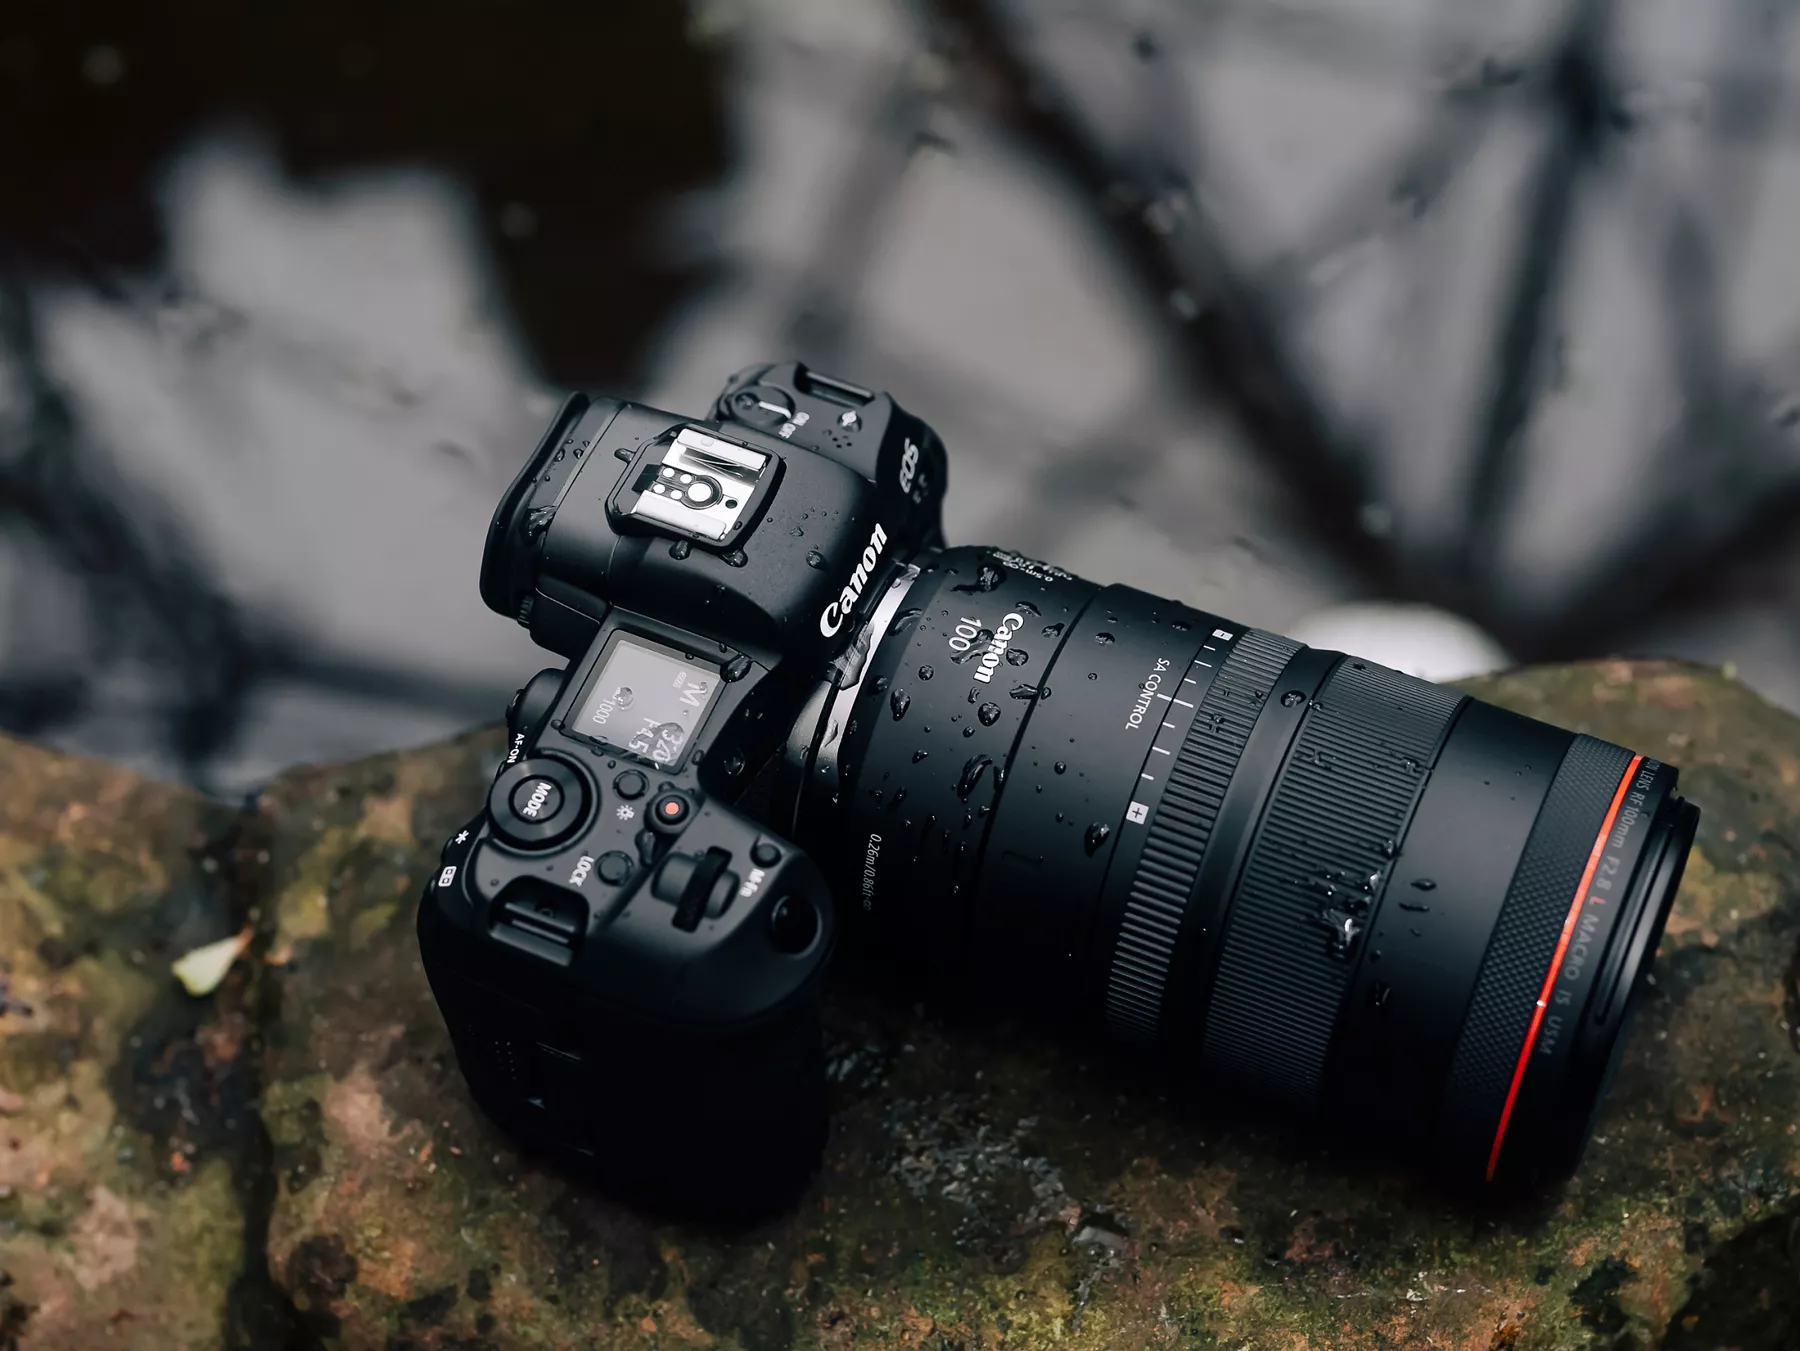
[
  {"xmin": 898, "ymin": 438, "xmax": 920, "ymax": 493},
  {"xmin": 819, "ymin": 522, "xmax": 889, "ymax": 636}
]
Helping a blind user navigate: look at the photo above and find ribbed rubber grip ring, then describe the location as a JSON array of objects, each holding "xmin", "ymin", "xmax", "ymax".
[
  {"xmin": 1104, "ymin": 629, "xmax": 1300, "ymax": 1040},
  {"xmin": 1199, "ymin": 659, "xmax": 1466, "ymax": 1111}
]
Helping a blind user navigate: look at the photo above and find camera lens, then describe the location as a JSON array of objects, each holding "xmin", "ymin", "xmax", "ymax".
[{"xmin": 788, "ymin": 546, "xmax": 1696, "ymax": 1187}]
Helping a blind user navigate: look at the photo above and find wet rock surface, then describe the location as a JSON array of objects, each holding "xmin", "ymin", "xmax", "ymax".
[{"xmin": 4, "ymin": 659, "xmax": 1800, "ymax": 1347}]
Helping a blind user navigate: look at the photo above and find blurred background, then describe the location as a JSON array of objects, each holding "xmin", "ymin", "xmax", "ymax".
[{"xmin": 3, "ymin": 0, "xmax": 1799, "ymax": 797}]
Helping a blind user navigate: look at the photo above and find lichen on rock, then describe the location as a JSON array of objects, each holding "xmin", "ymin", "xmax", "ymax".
[{"xmin": 5, "ymin": 661, "xmax": 1800, "ymax": 1347}]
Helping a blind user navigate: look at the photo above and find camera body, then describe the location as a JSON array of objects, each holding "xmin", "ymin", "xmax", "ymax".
[{"xmin": 416, "ymin": 363, "xmax": 946, "ymax": 1211}]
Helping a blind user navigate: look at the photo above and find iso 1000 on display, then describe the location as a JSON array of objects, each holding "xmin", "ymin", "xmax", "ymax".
[{"xmin": 416, "ymin": 361, "xmax": 1698, "ymax": 1217}]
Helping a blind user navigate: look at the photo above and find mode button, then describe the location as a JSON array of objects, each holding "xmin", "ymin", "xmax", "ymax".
[{"xmin": 488, "ymin": 757, "xmax": 590, "ymax": 850}]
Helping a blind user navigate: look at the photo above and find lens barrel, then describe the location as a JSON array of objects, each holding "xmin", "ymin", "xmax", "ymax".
[{"xmin": 790, "ymin": 546, "xmax": 1695, "ymax": 1187}]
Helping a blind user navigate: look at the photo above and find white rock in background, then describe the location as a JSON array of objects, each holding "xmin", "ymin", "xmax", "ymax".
[{"xmin": 1284, "ymin": 601, "xmax": 1513, "ymax": 682}]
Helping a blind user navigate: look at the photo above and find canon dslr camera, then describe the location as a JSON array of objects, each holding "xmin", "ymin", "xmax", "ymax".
[{"xmin": 418, "ymin": 362, "xmax": 1697, "ymax": 1214}]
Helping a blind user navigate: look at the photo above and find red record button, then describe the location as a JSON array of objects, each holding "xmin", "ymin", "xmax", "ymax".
[{"xmin": 651, "ymin": 793, "xmax": 691, "ymax": 829}]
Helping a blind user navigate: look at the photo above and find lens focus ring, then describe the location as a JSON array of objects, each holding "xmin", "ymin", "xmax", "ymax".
[
  {"xmin": 1199, "ymin": 660, "xmax": 1465, "ymax": 1110},
  {"xmin": 1105, "ymin": 629, "xmax": 1300, "ymax": 1040}
]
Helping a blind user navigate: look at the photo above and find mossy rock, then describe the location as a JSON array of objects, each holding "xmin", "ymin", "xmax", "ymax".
[{"xmin": 4, "ymin": 660, "xmax": 1798, "ymax": 1348}]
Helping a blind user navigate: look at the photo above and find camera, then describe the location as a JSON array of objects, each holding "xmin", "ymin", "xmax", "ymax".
[{"xmin": 418, "ymin": 361, "xmax": 1698, "ymax": 1214}]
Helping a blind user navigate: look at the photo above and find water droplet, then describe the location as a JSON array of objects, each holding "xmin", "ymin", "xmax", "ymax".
[
  {"xmin": 805, "ymin": 549, "xmax": 827, "ymax": 570},
  {"xmin": 957, "ymin": 756, "xmax": 993, "ymax": 799},
  {"xmin": 1094, "ymin": 631, "xmax": 1115, "ymax": 645},
  {"xmin": 1378, "ymin": 838, "xmax": 1400, "ymax": 859},
  {"xmin": 1006, "ymin": 647, "xmax": 1029, "ymax": 665},
  {"xmin": 1411, "ymin": 878, "xmax": 1437, "ymax": 891},
  {"xmin": 1367, "ymin": 981, "xmax": 1391, "ymax": 1010},
  {"xmin": 890, "ymin": 690, "xmax": 911, "ymax": 721},
  {"xmin": 1009, "ymin": 683, "xmax": 1041, "ymax": 701},
  {"xmin": 1397, "ymin": 900, "xmax": 1430, "ymax": 913},
  {"xmin": 870, "ymin": 675, "xmax": 891, "ymax": 696},
  {"xmin": 1171, "ymin": 620, "xmax": 1191, "ymax": 632},
  {"xmin": 890, "ymin": 608, "xmax": 923, "ymax": 637},
  {"xmin": 1402, "ymin": 756, "xmax": 1421, "ymax": 775},
  {"xmin": 1014, "ymin": 599, "xmax": 1040, "ymax": 616},
  {"xmin": 1087, "ymin": 672, "xmax": 1098, "ymax": 681},
  {"xmin": 723, "ymin": 653, "xmax": 752, "ymax": 682},
  {"xmin": 963, "ymin": 726, "xmax": 976, "ymax": 737},
  {"xmin": 978, "ymin": 702, "xmax": 1001, "ymax": 726},
  {"xmin": 868, "ymin": 787, "xmax": 884, "ymax": 803},
  {"xmin": 669, "ymin": 538, "xmax": 692, "ymax": 560},
  {"xmin": 952, "ymin": 563, "xmax": 1007, "ymax": 593},
  {"xmin": 918, "ymin": 664, "xmax": 935, "ymax": 680},
  {"xmin": 951, "ymin": 632, "xmax": 993, "ymax": 663},
  {"xmin": 524, "ymin": 505, "xmax": 556, "ymax": 541},
  {"xmin": 723, "ymin": 548, "xmax": 748, "ymax": 568},
  {"xmin": 721, "ymin": 751, "xmax": 746, "ymax": 777},
  {"xmin": 790, "ymin": 525, "xmax": 805, "ymax": 537},
  {"xmin": 888, "ymin": 787, "xmax": 908, "ymax": 811},
  {"xmin": 1083, "ymin": 822, "xmax": 1112, "ymax": 855},
  {"xmin": 1041, "ymin": 622, "xmax": 1065, "ymax": 638},
  {"xmin": 912, "ymin": 750, "xmax": 929, "ymax": 764},
  {"xmin": 1053, "ymin": 761, "xmax": 1067, "ymax": 774},
  {"xmin": 967, "ymin": 687, "xmax": 980, "ymax": 704},
  {"xmin": 1055, "ymin": 811, "xmax": 1065, "ymax": 822},
  {"xmin": 1281, "ymin": 690, "xmax": 1305, "ymax": 707}
]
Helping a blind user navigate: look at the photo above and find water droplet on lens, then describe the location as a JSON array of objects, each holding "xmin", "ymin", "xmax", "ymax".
[
  {"xmin": 1042, "ymin": 622, "xmax": 1065, "ymax": 637},
  {"xmin": 1053, "ymin": 761, "xmax": 1066, "ymax": 774},
  {"xmin": 668, "ymin": 538, "xmax": 692, "ymax": 560},
  {"xmin": 1411, "ymin": 878, "xmax": 1437, "ymax": 891},
  {"xmin": 1087, "ymin": 672, "xmax": 1098, "ymax": 681},
  {"xmin": 1398, "ymin": 900, "xmax": 1430, "ymax": 913},
  {"xmin": 1281, "ymin": 690, "xmax": 1305, "ymax": 707},
  {"xmin": 978, "ymin": 702, "xmax": 1001, "ymax": 726},
  {"xmin": 963, "ymin": 726, "xmax": 976, "ymax": 737},
  {"xmin": 1055, "ymin": 811, "xmax": 1065, "ymax": 822},
  {"xmin": 1171, "ymin": 620, "xmax": 1191, "ymax": 632},
  {"xmin": 957, "ymin": 755, "xmax": 993, "ymax": 799},
  {"xmin": 790, "ymin": 525, "xmax": 805, "ymax": 537},
  {"xmin": 722, "ymin": 751, "xmax": 746, "ymax": 777},
  {"xmin": 912, "ymin": 749, "xmax": 929, "ymax": 763},
  {"xmin": 918, "ymin": 664, "xmax": 935, "ymax": 680},
  {"xmin": 872, "ymin": 675, "xmax": 890, "ymax": 695},
  {"xmin": 952, "ymin": 562, "xmax": 1007, "ymax": 593},
  {"xmin": 890, "ymin": 608, "xmax": 923, "ymax": 637},
  {"xmin": 1006, "ymin": 647, "xmax": 1029, "ymax": 665},
  {"xmin": 805, "ymin": 549, "xmax": 827, "ymax": 569},
  {"xmin": 1009, "ymin": 683, "xmax": 1041, "ymax": 700},
  {"xmin": 723, "ymin": 653, "xmax": 752, "ymax": 682},
  {"xmin": 1083, "ymin": 822, "xmax": 1112, "ymax": 855},
  {"xmin": 1378, "ymin": 838, "xmax": 1400, "ymax": 859},
  {"xmin": 890, "ymin": 690, "xmax": 911, "ymax": 720},
  {"xmin": 1367, "ymin": 981, "xmax": 1391, "ymax": 1010},
  {"xmin": 1402, "ymin": 756, "xmax": 1421, "ymax": 774},
  {"xmin": 1014, "ymin": 599, "xmax": 1040, "ymax": 615},
  {"xmin": 888, "ymin": 787, "xmax": 908, "ymax": 811},
  {"xmin": 1094, "ymin": 632, "xmax": 1115, "ymax": 645}
]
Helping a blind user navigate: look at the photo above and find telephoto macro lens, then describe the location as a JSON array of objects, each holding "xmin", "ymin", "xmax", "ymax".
[{"xmin": 778, "ymin": 549, "xmax": 1696, "ymax": 1188}]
